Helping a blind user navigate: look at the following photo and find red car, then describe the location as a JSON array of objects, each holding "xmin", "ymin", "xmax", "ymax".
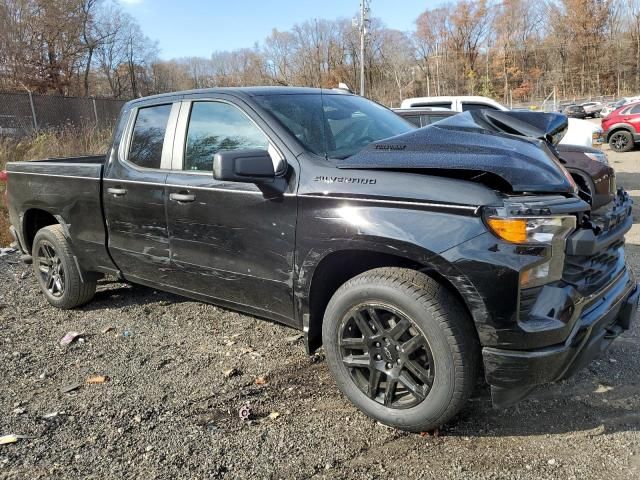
[{"xmin": 602, "ymin": 101, "xmax": 640, "ymax": 152}]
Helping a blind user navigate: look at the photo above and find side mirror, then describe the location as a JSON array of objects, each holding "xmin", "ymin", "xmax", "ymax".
[{"xmin": 213, "ymin": 149, "xmax": 275, "ymax": 184}]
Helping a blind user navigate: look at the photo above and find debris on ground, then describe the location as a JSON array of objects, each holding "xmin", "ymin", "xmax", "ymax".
[
  {"xmin": 60, "ymin": 332, "xmax": 82, "ymax": 346},
  {"xmin": 0, "ymin": 248, "xmax": 17, "ymax": 257},
  {"xmin": 60, "ymin": 382, "xmax": 82, "ymax": 394},
  {"xmin": 101, "ymin": 326, "xmax": 115, "ymax": 334},
  {"xmin": 12, "ymin": 407, "xmax": 26, "ymax": 415},
  {"xmin": 238, "ymin": 404, "xmax": 252, "ymax": 422},
  {"xmin": 0, "ymin": 435, "xmax": 18, "ymax": 445},
  {"xmin": 268, "ymin": 411, "xmax": 280, "ymax": 421},
  {"xmin": 285, "ymin": 334, "xmax": 304, "ymax": 344},
  {"xmin": 42, "ymin": 412, "xmax": 59, "ymax": 420},
  {"xmin": 86, "ymin": 375, "xmax": 109, "ymax": 384},
  {"xmin": 309, "ymin": 353, "xmax": 325, "ymax": 364},
  {"xmin": 254, "ymin": 376, "xmax": 267, "ymax": 385},
  {"xmin": 223, "ymin": 367, "xmax": 241, "ymax": 378},
  {"xmin": 595, "ymin": 384, "xmax": 614, "ymax": 394},
  {"xmin": 0, "ymin": 434, "xmax": 34, "ymax": 445},
  {"xmin": 123, "ymin": 330, "xmax": 132, "ymax": 337},
  {"xmin": 420, "ymin": 428, "xmax": 440, "ymax": 438}
]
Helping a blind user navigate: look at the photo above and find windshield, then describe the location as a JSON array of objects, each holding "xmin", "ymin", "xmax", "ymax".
[{"xmin": 254, "ymin": 93, "xmax": 414, "ymax": 159}]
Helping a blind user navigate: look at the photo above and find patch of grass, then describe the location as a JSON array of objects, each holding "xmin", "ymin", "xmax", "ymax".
[{"xmin": 0, "ymin": 127, "xmax": 112, "ymax": 246}]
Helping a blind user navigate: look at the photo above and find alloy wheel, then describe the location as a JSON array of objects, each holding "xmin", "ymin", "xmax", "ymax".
[
  {"xmin": 611, "ymin": 133, "xmax": 629, "ymax": 150},
  {"xmin": 339, "ymin": 304, "xmax": 435, "ymax": 409},
  {"xmin": 35, "ymin": 241, "xmax": 65, "ymax": 297}
]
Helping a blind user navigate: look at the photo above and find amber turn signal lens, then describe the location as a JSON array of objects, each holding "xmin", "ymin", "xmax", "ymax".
[{"xmin": 486, "ymin": 217, "xmax": 527, "ymax": 243}]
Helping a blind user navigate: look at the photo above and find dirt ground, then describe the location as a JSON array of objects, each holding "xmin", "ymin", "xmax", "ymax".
[{"xmin": 1, "ymin": 142, "xmax": 640, "ymax": 479}]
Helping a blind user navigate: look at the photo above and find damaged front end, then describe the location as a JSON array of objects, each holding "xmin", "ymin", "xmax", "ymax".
[
  {"xmin": 481, "ymin": 189, "xmax": 637, "ymax": 407},
  {"xmin": 339, "ymin": 110, "xmax": 638, "ymax": 408}
]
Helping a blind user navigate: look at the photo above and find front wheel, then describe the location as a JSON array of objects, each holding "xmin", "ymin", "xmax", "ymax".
[
  {"xmin": 609, "ymin": 130, "xmax": 635, "ymax": 152},
  {"xmin": 32, "ymin": 225, "xmax": 96, "ymax": 309},
  {"xmin": 322, "ymin": 268, "xmax": 480, "ymax": 432}
]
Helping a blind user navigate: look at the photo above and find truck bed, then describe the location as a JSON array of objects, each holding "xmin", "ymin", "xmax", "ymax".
[{"xmin": 6, "ymin": 154, "xmax": 117, "ymax": 276}]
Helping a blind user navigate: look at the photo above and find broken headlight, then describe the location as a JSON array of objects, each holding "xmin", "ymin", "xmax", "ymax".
[{"xmin": 486, "ymin": 215, "xmax": 576, "ymax": 288}]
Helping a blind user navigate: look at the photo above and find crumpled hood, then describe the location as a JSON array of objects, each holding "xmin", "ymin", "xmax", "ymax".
[{"xmin": 339, "ymin": 111, "xmax": 576, "ymax": 193}]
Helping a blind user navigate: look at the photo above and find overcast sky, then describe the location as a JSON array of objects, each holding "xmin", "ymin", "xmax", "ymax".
[{"xmin": 118, "ymin": 0, "xmax": 439, "ymax": 59}]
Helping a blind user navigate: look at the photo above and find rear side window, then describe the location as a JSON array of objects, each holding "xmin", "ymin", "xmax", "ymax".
[
  {"xmin": 629, "ymin": 104, "xmax": 640, "ymax": 114},
  {"xmin": 128, "ymin": 104, "xmax": 172, "ymax": 169},
  {"xmin": 184, "ymin": 102, "xmax": 269, "ymax": 171}
]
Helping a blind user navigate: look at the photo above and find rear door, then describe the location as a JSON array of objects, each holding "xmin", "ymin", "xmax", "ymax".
[
  {"xmin": 163, "ymin": 94, "xmax": 298, "ymax": 323},
  {"xmin": 103, "ymin": 99, "xmax": 181, "ymax": 283}
]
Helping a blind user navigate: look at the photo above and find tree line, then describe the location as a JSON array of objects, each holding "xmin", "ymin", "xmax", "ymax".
[{"xmin": 1, "ymin": 0, "xmax": 640, "ymax": 106}]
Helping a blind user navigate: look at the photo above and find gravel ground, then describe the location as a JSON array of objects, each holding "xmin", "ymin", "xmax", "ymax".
[{"xmin": 1, "ymin": 143, "xmax": 640, "ymax": 479}]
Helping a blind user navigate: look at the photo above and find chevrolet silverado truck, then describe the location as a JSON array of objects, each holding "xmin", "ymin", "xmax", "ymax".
[{"xmin": 3, "ymin": 88, "xmax": 637, "ymax": 433}]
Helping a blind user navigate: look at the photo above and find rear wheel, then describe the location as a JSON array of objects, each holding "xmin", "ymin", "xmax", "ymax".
[
  {"xmin": 609, "ymin": 130, "xmax": 634, "ymax": 152},
  {"xmin": 322, "ymin": 268, "xmax": 479, "ymax": 432},
  {"xmin": 32, "ymin": 225, "xmax": 96, "ymax": 309}
]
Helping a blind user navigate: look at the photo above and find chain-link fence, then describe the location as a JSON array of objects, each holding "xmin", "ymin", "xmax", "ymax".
[{"xmin": 0, "ymin": 91, "xmax": 126, "ymax": 135}]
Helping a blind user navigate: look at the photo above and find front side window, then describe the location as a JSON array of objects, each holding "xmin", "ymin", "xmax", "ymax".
[
  {"xmin": 184, "ymin": 102, "xmax": 269, "ymax": 171},
  {"xmin": 128, "ymin": 104, "xmax": 172, "ymax": 169}
]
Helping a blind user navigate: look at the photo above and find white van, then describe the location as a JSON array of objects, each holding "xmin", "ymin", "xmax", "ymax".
[{"xmin": 401, "ymin": 96, "xmax": 603, "ymax": 148}]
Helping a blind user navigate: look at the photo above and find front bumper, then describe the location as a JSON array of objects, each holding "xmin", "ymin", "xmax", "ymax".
[{"xmin": 484, "ymin": 268, "xmax": 638, "ymax": 408}]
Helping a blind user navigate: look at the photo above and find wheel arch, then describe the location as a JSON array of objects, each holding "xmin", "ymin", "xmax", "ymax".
[
  {"xmin": 302, "ymin": 247, "xmax": 482, "ymax": 354},
  {"xmin": 605, "ymin": 123, "xmax": 634, "ymax": 142},
  {"xmin": 22, "ymin": 208, "xmax": 62, "ymax": 254}
]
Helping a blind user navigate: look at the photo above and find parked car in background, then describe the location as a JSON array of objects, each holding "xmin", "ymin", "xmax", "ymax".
[
  {"xmin": 600, "ymin": 102, "xmax": 619, "ymax": 118},
  {"xmin": 601, "ymin": 96, "xmax": 640, "ymax": 118},
  {"xmin": 602, "ymin": 101, "xmax": 640, "ymax": 151},
  {"xmin": 401, "ymin": 96, "xmax": 604, "ymax": 148},
  {"xmin": 394, "ymin": 108, "xmax": 617, "ymax": 210},
  {"xmin": 563, "ymin": 105, "xmax": 588, "ymax": 119},
  {"xmin": 580, "ymin": 101, "xmax": 604, "ymax": 117},
  {"xmin": 3, "ymin": 88, "xmax": 637, "ymax": 433}
]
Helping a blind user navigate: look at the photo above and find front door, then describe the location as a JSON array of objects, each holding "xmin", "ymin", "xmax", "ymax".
[{"xmin": 164, "ymin": 97, "xmax": 297, "ymax": 323}]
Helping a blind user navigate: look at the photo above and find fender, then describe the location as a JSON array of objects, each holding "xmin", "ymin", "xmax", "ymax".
[{"xmin": 294, "ymin": 197, "xmax": 492, "ymax": 351}]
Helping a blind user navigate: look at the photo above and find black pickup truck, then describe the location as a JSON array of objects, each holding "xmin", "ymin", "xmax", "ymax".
[{"xmin": 3, "ymin": 87, "xmax": 637, "ymax": 433}]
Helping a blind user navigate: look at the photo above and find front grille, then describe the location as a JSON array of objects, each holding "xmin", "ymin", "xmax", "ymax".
[{"xmin": 563, "ymin": 239, "xmax": 624, "ymax": 296}]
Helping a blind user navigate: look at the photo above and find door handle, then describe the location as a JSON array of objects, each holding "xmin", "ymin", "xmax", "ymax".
[
  {"xmin": 170, "ymin": 192, "xmax": 196, "ymax": 203},
  {"xmin": 107, "ymin": 187, "xmax": 127, "ymax": 196}
]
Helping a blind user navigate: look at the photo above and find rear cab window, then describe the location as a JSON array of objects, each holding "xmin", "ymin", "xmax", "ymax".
[
  {"xmin": 461, "ymin": 102, "xmax": 499, "ymax": 112},
  {"xmin": 128, "ymin": 104, "xmax": 173, "ymax": 169},
  {"xmin": 411, "ymin": 102, "xmax": 452, "ymax": 109},
  {"xmin": 401, "ymin": 114, "xmax": 421, "ymax": 127}
]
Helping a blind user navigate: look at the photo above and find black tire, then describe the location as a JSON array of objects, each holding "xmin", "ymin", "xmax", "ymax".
[
  {"xmin": 32, "ymin": 225, "xmax": 96, "ymax": 309},
  {"xmin": 322, "ymin": 267, "xmax": 480, "ymax": 432},
  {"xmin": 609, "ymin": 130, "xmax": 635, "ymax": 152}
]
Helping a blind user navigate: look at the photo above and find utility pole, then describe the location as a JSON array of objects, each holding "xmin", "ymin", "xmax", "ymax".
[{"xmin": 359, "ymin": 0, "xmax": 370, "ymax": 97}]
